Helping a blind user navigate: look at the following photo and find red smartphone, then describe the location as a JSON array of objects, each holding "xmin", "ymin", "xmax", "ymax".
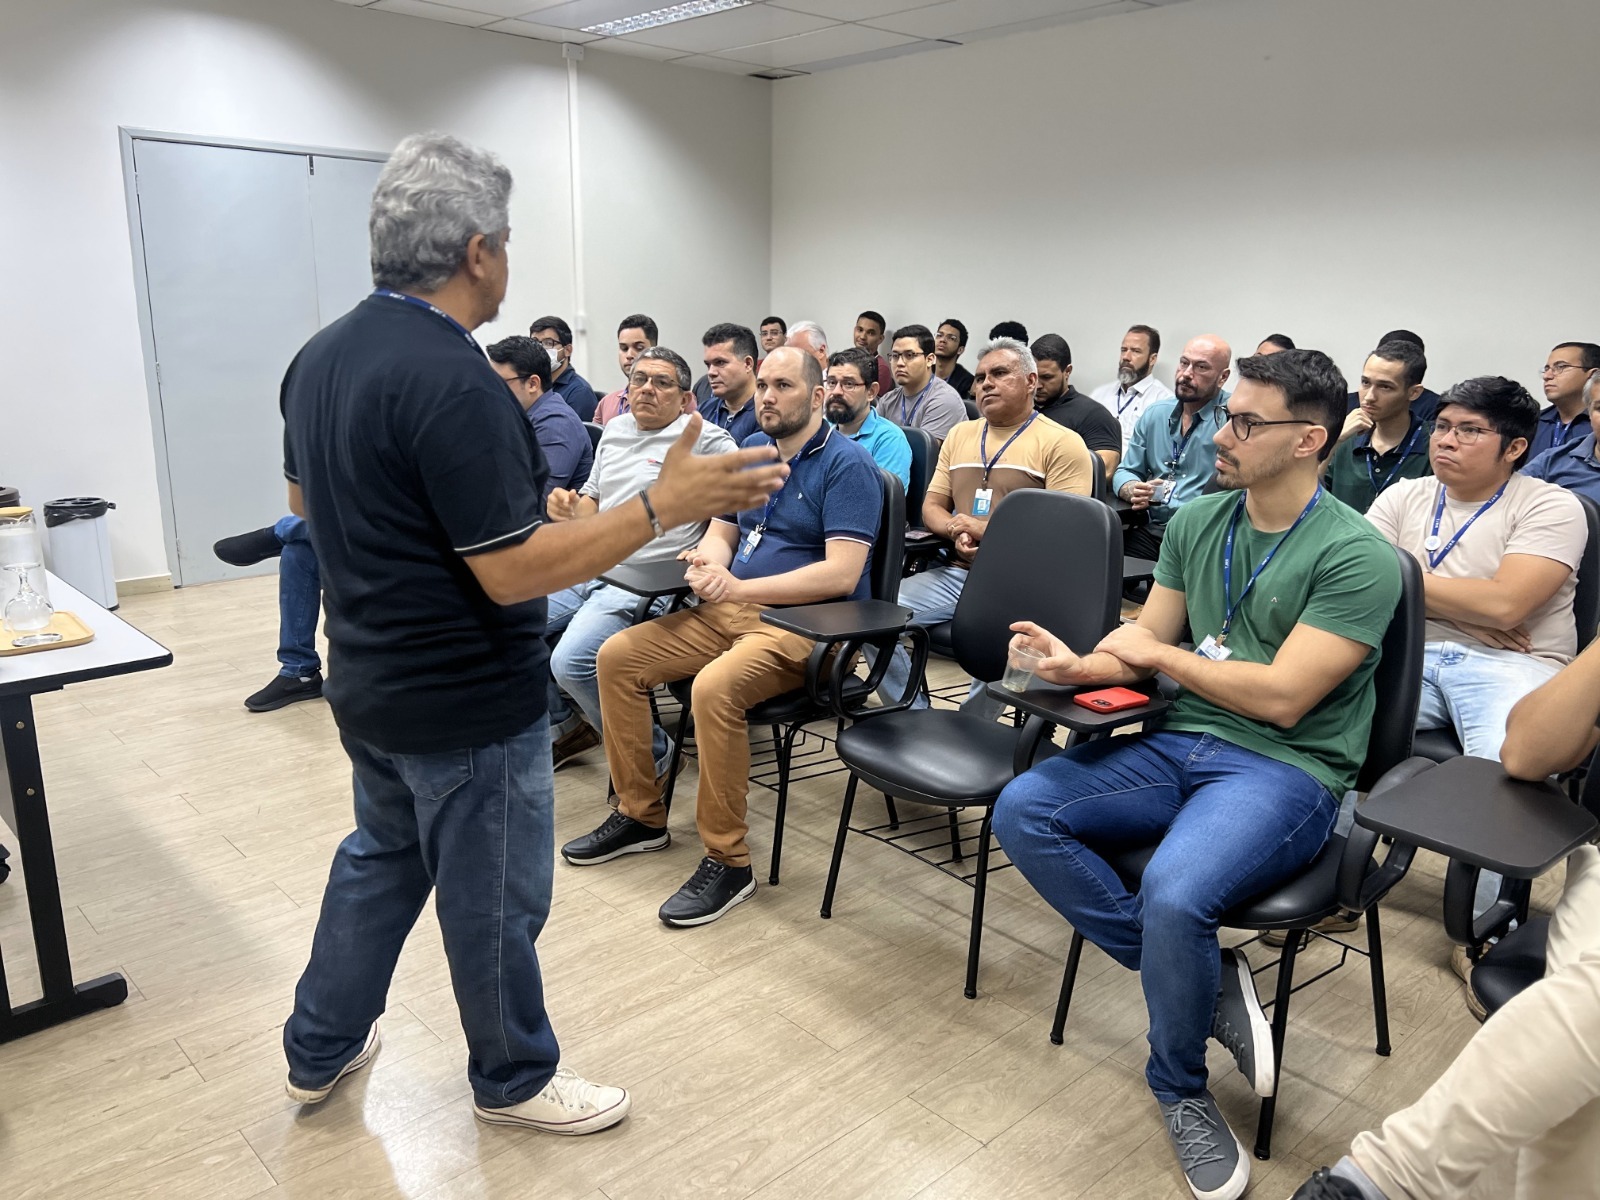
[{"xmin": 1073, "ymin": 687, "xmax": 1150, "ymax": 713}]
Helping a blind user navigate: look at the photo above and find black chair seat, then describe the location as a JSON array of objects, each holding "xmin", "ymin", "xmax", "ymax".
[
  {"xmin": 836, "ymin": 709, "xmax": 1019, "ymax": 807},
  {"xmin": 665, "ymin": 675, "xmax": 871, "ymax": 724},
  {"xmin": 1412, "ymin": 726, "xmax": 1464, "ymax": 763},
  {"xmin": 926, "ymin": 620, "xmax": 954, "ymax": 659},
  {"xmin": 1470, "ymin": 916, "xmax": 1549, "ymax": 1017}
]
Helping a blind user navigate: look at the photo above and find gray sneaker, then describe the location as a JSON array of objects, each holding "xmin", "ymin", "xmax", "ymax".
[
  {"xmin": 1158, "ymin": 1092, "xmax": 1249, "ymax": 1200},
  {"xmin": 1212, "ymin": 947, "xmax": 1275, "ymax": 1096}
]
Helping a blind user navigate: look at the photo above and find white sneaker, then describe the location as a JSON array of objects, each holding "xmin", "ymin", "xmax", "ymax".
[
  {"xmin": 285, "ymin": 1022, "xmax": 381, "ymax": 1104},
  {"xmin": 473, "ymin": 1066, "xmax": 631, "ymax": 1135}
]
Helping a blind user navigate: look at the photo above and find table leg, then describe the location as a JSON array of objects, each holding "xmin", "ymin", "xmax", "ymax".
[{"xmin": 0, "ymin": 693, "xmax": 127, "ymax": 1043}]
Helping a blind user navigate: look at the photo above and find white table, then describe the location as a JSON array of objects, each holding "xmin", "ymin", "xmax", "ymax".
[{"xmin": 0, "ymin": 573, "xmax": 172, "ymax": 1042}]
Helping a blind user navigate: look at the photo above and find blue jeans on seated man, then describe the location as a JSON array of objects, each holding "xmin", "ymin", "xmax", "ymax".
[
  {"xmin": 275, "ymin": 515, "xmax": 320, "ymax": 678},
  {"xmin": 872, "ymin": 564, "xmax": 1005, "ymax": 720},
  {"xmin": 547, "ymin": 580, "xmax": 670, "ymax": 773},
  {"xmin": 284, "ymin": 717, "xmax": 560, "ymax": 1107},
  {"xmin": 993, "ymin": 730, "xmax": 1337, "ymax": 1103}
]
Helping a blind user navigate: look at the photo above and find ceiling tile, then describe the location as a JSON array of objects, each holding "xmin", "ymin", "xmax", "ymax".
[
  {"xmin": 668, "ymin": 53, "xmax": 779, "ymax": 75},
  {"xmin": 766, "ymin": 0, "xmax": 951, "ymax": 19},
  {"xmin": 614, "ymin": 5, "xmax": 834, "ymax": 52},
  {"xmin": 787, "ymin": 35, "xmax": 955, "ymax": 72},
  {"xmin": 707, "ymin": 23, "xmax": 917, "ymax": 69},
  {"xmin": 863, "ymin": 0, "xmax": 1110, "ymax": 39},
  {"xmin": 483, "ymin": 17, "xmax": 604, "ymax": 39},
  {"xmin": 953, "ymin": 0, "xmax": 1153, "ymax": 43},
  {"xmin": 412, "ymin": 0, "xmax": 572, "ymax": 16},
  {"xmin": 522, "ymin": 0, "xmax": 724, "ymax": 31},
  {"xmin": 369, "ymin": 0, "xmax": 501, "ymax": 26},
  {"xmin": 587, "ymin": 35, "xmax": 691, "ymax": 58}
]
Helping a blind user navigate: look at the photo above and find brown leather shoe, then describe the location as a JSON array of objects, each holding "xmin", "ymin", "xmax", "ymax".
[{"xmin": 552, "ymin": 720, "xmax": 601, "ymax": 771}]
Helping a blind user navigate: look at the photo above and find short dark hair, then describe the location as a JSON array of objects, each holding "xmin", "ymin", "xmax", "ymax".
[
  {"xmin": 1127, "ymin": 324, "xmax": 1161, "ymax": 355},
  {"xmin": 486, "ymin": 336, "xmax": 552, "ymax": 391},
  {"xmin": 1259, "ymin": 333, "xmax": 1296, "ymax": 352},
  {"xmin": 1030, "ymin": 333, "xmax": 1072, "ymax": 369},
  {"xmin": 857, "ymin": 310, "xmax": 886, "ymax": 333},
  {"xmin": 761, "ymin": 315, "xmax": 787, "ymax": 334},
  {"xmin": 617, "ymin": 313, "xmax": 658, "ymax": 343},
  {"xmin": 1378, "ymin": 329, "xmax": 1424, "ymax": 351},
  {"xmin": 1370, "ymin": 339, "xmax": 1428, "ymax": 390},
  {"xmin": 1552, "ymin": 342, "xmax": 1600, "ymax": 371},
  {"xmin": 891, "ymin": 323, "xmax": 936, "ymax": 355},
  {"xmin": 829, "ymin": 346, "xmax": 878, "ymax": 389},
  {"xmin": 939, "ymin": 318, "xmax": 968, "ymax": 349},
  {"xmin": 702, "ymin": 322, "xmax": 758, "ymax": 362},
  {"xmin": 633, "ymin": 345, "xmax": 692, "ymax": 391},
  {"xmin": 989, "ymin": 320, "xmax": 1028, "ymax": 342},
  {"xmin": 1438, "ymin": 376, "xmax": 1541, "ymax": 469},
  {"xmin": 528, "ymin": 315, "xmax": 573, "ymax": 346},
  {"xmin": 1233, "ymin": 349, "xmax": 1348, "ymax": 462}
]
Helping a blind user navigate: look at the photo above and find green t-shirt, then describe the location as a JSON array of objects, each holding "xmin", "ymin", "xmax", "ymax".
[
  {"xmin": 1152, "ymin": 489, "xmax": 1401, "ymax": 794},
  {"xmin": 1324, "ymin": 417, "xmax": 1433, "ymax": 515}
]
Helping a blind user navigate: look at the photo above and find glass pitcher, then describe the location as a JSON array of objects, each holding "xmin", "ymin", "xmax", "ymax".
[{"xmin": 0, "ymin": 507, "xmax": 53, "ymax": 632}]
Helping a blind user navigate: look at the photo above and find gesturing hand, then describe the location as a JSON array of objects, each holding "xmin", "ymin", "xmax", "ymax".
[
  {"xmin": 650, "ymin": 416, "xmax": 786, "ymax": 529},
  {"xmin": 547, "ymin": 488, "xmax": 580, "ymax": 522}
]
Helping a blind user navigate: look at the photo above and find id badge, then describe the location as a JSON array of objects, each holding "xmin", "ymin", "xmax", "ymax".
[
  {"xmin": 1195, "ymin": 635, "xmax": 1232, "ymax": 661},
  {"xmin": 1151, "ymin": 477, "xmax": 1175, "ymax": 506},
  {"xmin": 972, "ymin": 488, "xmax": 993, "ymax": 517},
  {"xmin": 738, "ymin": 529, "xmax": 762, "ymax": 563}
]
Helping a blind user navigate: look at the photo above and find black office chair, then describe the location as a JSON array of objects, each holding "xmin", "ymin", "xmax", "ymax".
[
  {"xmin": 1413, "ymin": 492, "xmax": 1600, "ymax": 762},
  {"xmin": 582, "ymin": 421, "xmax": 604, "ymax": 453},
  {"xmin": 1048, "ymin": 544, "xmax": 1427, "ymax": 1161},
  {"xmin": 812, "ymin": 490, "xmax": 1124, "ymax": 998},
  {"xmin": 658, "ymin": 469, "xmax": 907, "ymax": 885},
  {"xmin": 962, "ymin": 399, "xmax": 980, "ymax": 421},
  {"xmin": 902, "ymin": 426, "xmax": 943, "ymax": 576}
]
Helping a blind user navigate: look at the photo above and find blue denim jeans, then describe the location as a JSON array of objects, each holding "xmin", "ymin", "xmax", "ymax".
[
  {"xmin": 993, "ymin": 730, "xmax": 1337, "ymax": 1103},
  {"xmin": 872, "ymin": 565, "xmax": 1003, "ymax": 719},
  {"xmin": 283, "ymin": 717, "xmax": 561, "ymax": 1108},
  {"xmin": 274, "ymin": 514, "xmax": 321, "ymax": 677},
  {"xmin": 547, "ymin": 580, "xmax": 670, "ymax": 770}
]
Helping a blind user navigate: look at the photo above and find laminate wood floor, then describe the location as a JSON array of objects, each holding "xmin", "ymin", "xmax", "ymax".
[{"xmin": 0, "ymin": 576, "xmax": 1543, "ymax": 1199}]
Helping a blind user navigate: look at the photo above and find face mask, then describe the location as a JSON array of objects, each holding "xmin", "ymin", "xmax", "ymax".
[{"xmin": 543, "ymin": 345, "xmax": 565, "ymax": 373}]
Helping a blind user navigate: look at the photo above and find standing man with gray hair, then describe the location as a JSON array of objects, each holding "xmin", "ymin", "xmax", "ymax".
[{"xmin": 277, "ymin": 133, "xmax": 786, "ymax": 1134}]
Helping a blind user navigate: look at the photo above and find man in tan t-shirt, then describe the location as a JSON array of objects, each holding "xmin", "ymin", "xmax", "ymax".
[{"xmin": 874, "ymin": 336, "xmax": 1095, "ymax": 716}]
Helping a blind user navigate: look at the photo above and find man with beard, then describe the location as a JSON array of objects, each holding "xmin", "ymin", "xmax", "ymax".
[
  {"xmin": 1092, "ymin": 324, "xmax": 1176, "ymax": 443},
  {"xmin": 1030, "ymin": 333, "xmax": 1122, "ymax": 477},
  {"xmin": 1113, "ymin": 335, "xmax": 1232, "ymax": 560},
  {"xmin": 565, "ymin": 346, "xmax": 883, "ymax": 927},
  {"xmin": 825, "ymin": 346, "xmax": 910, "ymax": 488},
  {"xmin": 994, "ymin": 350, "xmax": 1400, "ymax": 1200}
]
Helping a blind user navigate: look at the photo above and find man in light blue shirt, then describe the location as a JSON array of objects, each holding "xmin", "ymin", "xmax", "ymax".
[
  {"xmin": 1112, "ymin": 334, "xmax": 1231, "ymax": 560},
  {"xmin": 825, "ymin": 347, "xmax": 911, "ymax": 489}
]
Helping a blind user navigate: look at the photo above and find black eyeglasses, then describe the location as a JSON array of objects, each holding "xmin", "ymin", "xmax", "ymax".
[{"xmin": 1216, "ymin": 406, "xmax": 1313, "ymax": 440}]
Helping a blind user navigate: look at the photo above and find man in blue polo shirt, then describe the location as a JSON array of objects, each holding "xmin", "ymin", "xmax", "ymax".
[
  {"xmin": 564, "ymin": 346, "xmax": 883, "ymax": 927},
  {"xmin": 697, "ymin": 322, "xmax": 762, "ymax": 445},
  {"xmin": 1527, "ymin": 341, "xmax": 1600, "ymax": 460},
  {"xmin": 1526, "ymin": 368, "xmax": 1600, "ymax": 503},
  {"xmin": 487, "ymin": 336, "xmax": 591, "ymax": 502},
  {"xmin": 529, "ymin": 315, "xmax": 598, "ymax": 421},
  {"xmin": 825, "ymin": 346, "xmax": 911, "ymax": 489}
]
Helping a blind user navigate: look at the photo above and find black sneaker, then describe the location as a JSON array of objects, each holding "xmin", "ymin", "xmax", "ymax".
[
  {"xmin": 562, "ymin": 810, "xmax": 669, "ymax": 865},
  {"xmin": 245, "ymin": 671, "xmax": 323, "ymax": 713},
  {"xmin": 214, "ymin": 526, "xmax": 283, "ymax": 566},
  {"xmin": 1158, "ymin": 1092, "xmax": 1249, "ymax": 1200},
  {"xmin": 551, "ymin": 720, "xmax": 601, "ymax": 771},
  {"xmin": 658, "ymin": 857, "xmax": 755, "ymax": 927},
  {"xmin": 1291, "ymin": 1166, "xmax": 1368, "ymax": 1199},
  {"xmin": 1212, "ymin": 947, "xmax": 1275, "ymax": 1097}
]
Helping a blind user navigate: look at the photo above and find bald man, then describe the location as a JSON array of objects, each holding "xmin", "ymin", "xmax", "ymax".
[{"xmin": 1112, "ymin": 335, "xmax": 1232, "ymax": 560}]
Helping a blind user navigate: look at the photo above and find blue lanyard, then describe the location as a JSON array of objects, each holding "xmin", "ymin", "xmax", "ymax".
[
  {"xmin": 1219, "ymin": 487, "xmax": 1322, "ymax": 642},
  {"xmin": 1364, "ymin": 419, "xmax": 1426, "ymax": 496},
  {"xmin": 752, "ymin": 430, "xmax": 827, "ymax": 535},
  {"xmin": 372, "ymin": 288, "xmax": 479, "ymax": 350},
  {"xmin": 1425, "ymin": 482, "xmax": 1506, "ymax": 571},
  {"xmin": 1165, "ymin": 408, "xmax": 1204, "ymax": 475},
  {"xmin": 979, "ymin": 414, "xmax": 1038, "ymax": 483},
  {"xmin": 1116, "ymin": 385, "xmax": 1141, "ymax": 416},
  {"xmin": 900, "ymin": 379, "xmax": 934, "ymax": 426}
]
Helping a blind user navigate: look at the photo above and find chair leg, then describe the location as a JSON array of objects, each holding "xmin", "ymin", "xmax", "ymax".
[
  {"xmin": 883, "ymin": 793, "xmax": 900, "ymax": 829},
  {"xmin": 1050, "ymin": 931, "xmax": 1086, "ymax": 1045},
  {"xmin": 964, "ymin": 810, "xmax": 994, "ymax": 1000},
  {"xmin": 661, "ymin": 701, "xmax": 691, "ymax": 817},
  {"xmin": 768, "ymin": 722, "xmax": 801, "ymax": 887},
  {"xmin": 820, "ymin": 773, "xmax": 859, "ymax": 919},
  {"xmin": 1366, "ymin": 904, "xmax": 1391, "ymax": 1056},
  {"xmin": 1254, "ymin": 932, "xmax": 1302, "ymax": 1161},
  {"xmin": 947, "ymin": 809, "xmax": 965, "ymax": 864}
]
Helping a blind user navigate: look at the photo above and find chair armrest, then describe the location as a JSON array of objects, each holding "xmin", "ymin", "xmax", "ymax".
[
  {"xmin": 760, "ymin": 599, "xmax": 913, "ymax": 641},
  {"xmin": 759, "ymin": 601, "xmax": 919, "ymax": 718},
  {"xmin": 1123, "ymin": 556, "xmax": 1159, "ymax": 581},
  {"xmin": 1337, "ymin": 758, "xmax": 1434, "ymax": 912},
  {"xmin": 984, "ymin": 680, "xmax": 1170, "ymax": 735},
  {"xmin": 598, "ymin": 559, "xmax": 692, "ymax": 600}
]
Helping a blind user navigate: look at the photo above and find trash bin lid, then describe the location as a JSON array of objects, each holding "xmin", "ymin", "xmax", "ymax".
[
  {"xmin": 0, "ymin": 486, "xmax": 18, "ymax": 507},
  {"xmin": 43, "ymin": 497, "xmax": 116, "ymax": 527}
]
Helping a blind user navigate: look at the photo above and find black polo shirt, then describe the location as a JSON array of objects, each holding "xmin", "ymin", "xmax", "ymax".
[
  {"xmin": 282, "ymin": 293, "xmax": 549, "ymax": 754},
  {"xmin": 1035, "ymin": 386, "xmax": 1123, "ymax": 457}
]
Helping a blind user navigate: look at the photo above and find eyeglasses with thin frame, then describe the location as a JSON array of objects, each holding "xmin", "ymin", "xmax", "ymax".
[
  {"xmin": 1542, "ymin": 361, "xmax": 1587, "ymax": 377},
  {"xmin": 629, "ymin": 371, "xmax": 680, "ymax": 391},
  {"xmin": 1431, "ymin": 418, "xmax": 1498, "ymax": 445},
  {"xmin": 824, "ymin": 375, "xmax": 866, "ymax": 392},
  {"xmin": 1216, "ymin": 406, "xmax": 1313, "ymax": 440},
  {"xmin": 888, "ymin": 350, "xmax": 927, "ymax": 364},
  {"xmin": 535, "ymin": 340, "xmax": 564, "ymax": 354}
]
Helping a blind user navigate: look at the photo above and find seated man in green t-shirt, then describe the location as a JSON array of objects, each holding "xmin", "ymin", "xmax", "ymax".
[{"xmin": 993, "ymin": 349, "xmax": 1402, "ymax": 1200}]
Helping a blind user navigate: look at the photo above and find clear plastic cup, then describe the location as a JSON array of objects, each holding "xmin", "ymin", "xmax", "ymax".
[{"xmin": 1000, "ymin": 644, "xmax": 1047, "ymax": 693}]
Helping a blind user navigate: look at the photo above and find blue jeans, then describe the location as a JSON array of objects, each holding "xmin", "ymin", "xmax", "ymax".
[
  {"xmin": 547, "ymin": 580, "xmax": 670, "ymax": 769},
  {"xmin": 993, "ymin": 730, "xmax": 1337, "ymax": 1103},
  {"xmin": 283, "ymin": 717, "xmax": 561, "ymax": 1108},
  {"xmin": 874, "ymin": 565, "xmax": 1003, "ymax": 719},
  {"xmin": 275, "ymin": 515, "xmax": 320, "ymax": 677}
]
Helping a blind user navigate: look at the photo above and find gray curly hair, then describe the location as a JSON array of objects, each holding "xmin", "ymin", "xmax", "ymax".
[{"xmin": 370, "ymin": 133, "xmax": 513, "ymax": 293}]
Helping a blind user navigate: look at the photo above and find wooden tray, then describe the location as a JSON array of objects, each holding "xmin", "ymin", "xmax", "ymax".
[{"xmin": 0, "ymin": 610, "xmax": 94, "ymax": 656}]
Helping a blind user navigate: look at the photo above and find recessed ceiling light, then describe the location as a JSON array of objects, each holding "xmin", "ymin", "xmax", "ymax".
[{"xmin": 582, "ymin": 0, "xmax": 751, "ymax": 38}]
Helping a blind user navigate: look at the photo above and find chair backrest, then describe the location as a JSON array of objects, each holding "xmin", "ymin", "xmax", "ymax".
[
  {"xmin": 1089, "ymin": 453, "xmax": 1108, "ymax": 502},
  {"xmin": 902, "ymin": 426, "xmax": 938, "ymax": 528},
  {"xmin": 1576, "ymin": 740, "xmax": 1600, "ymax": 823},
  {"xmin": 963, "ymin": 399, "xmax": 980, "ymax": 421},
  {"xmin": 1572, "ymin": 494, "xmax": 1600, "ymax": 654},
  {"xmin": 1355, "ymin": 543, "xmax": 1426, "ymax": 792},
  {"xmin": 870, "ymin": 468, "xmax": 907, "ymax": 602},
  {"xmin": 949, "ymin": 490, "xmax": 1122, "ymax": 684},
  {"xmin": 582, "ymin": 421, "xmax": 604, "ymax": 453}
]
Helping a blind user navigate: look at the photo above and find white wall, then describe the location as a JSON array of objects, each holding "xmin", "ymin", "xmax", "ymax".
[
  {"xmin": 771, "ymin": 0, "xmax": 1600, "ymax": 401},
  {"xmin": 0, "ymin": 0, "xmax": 770, "ymax": 581}
]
